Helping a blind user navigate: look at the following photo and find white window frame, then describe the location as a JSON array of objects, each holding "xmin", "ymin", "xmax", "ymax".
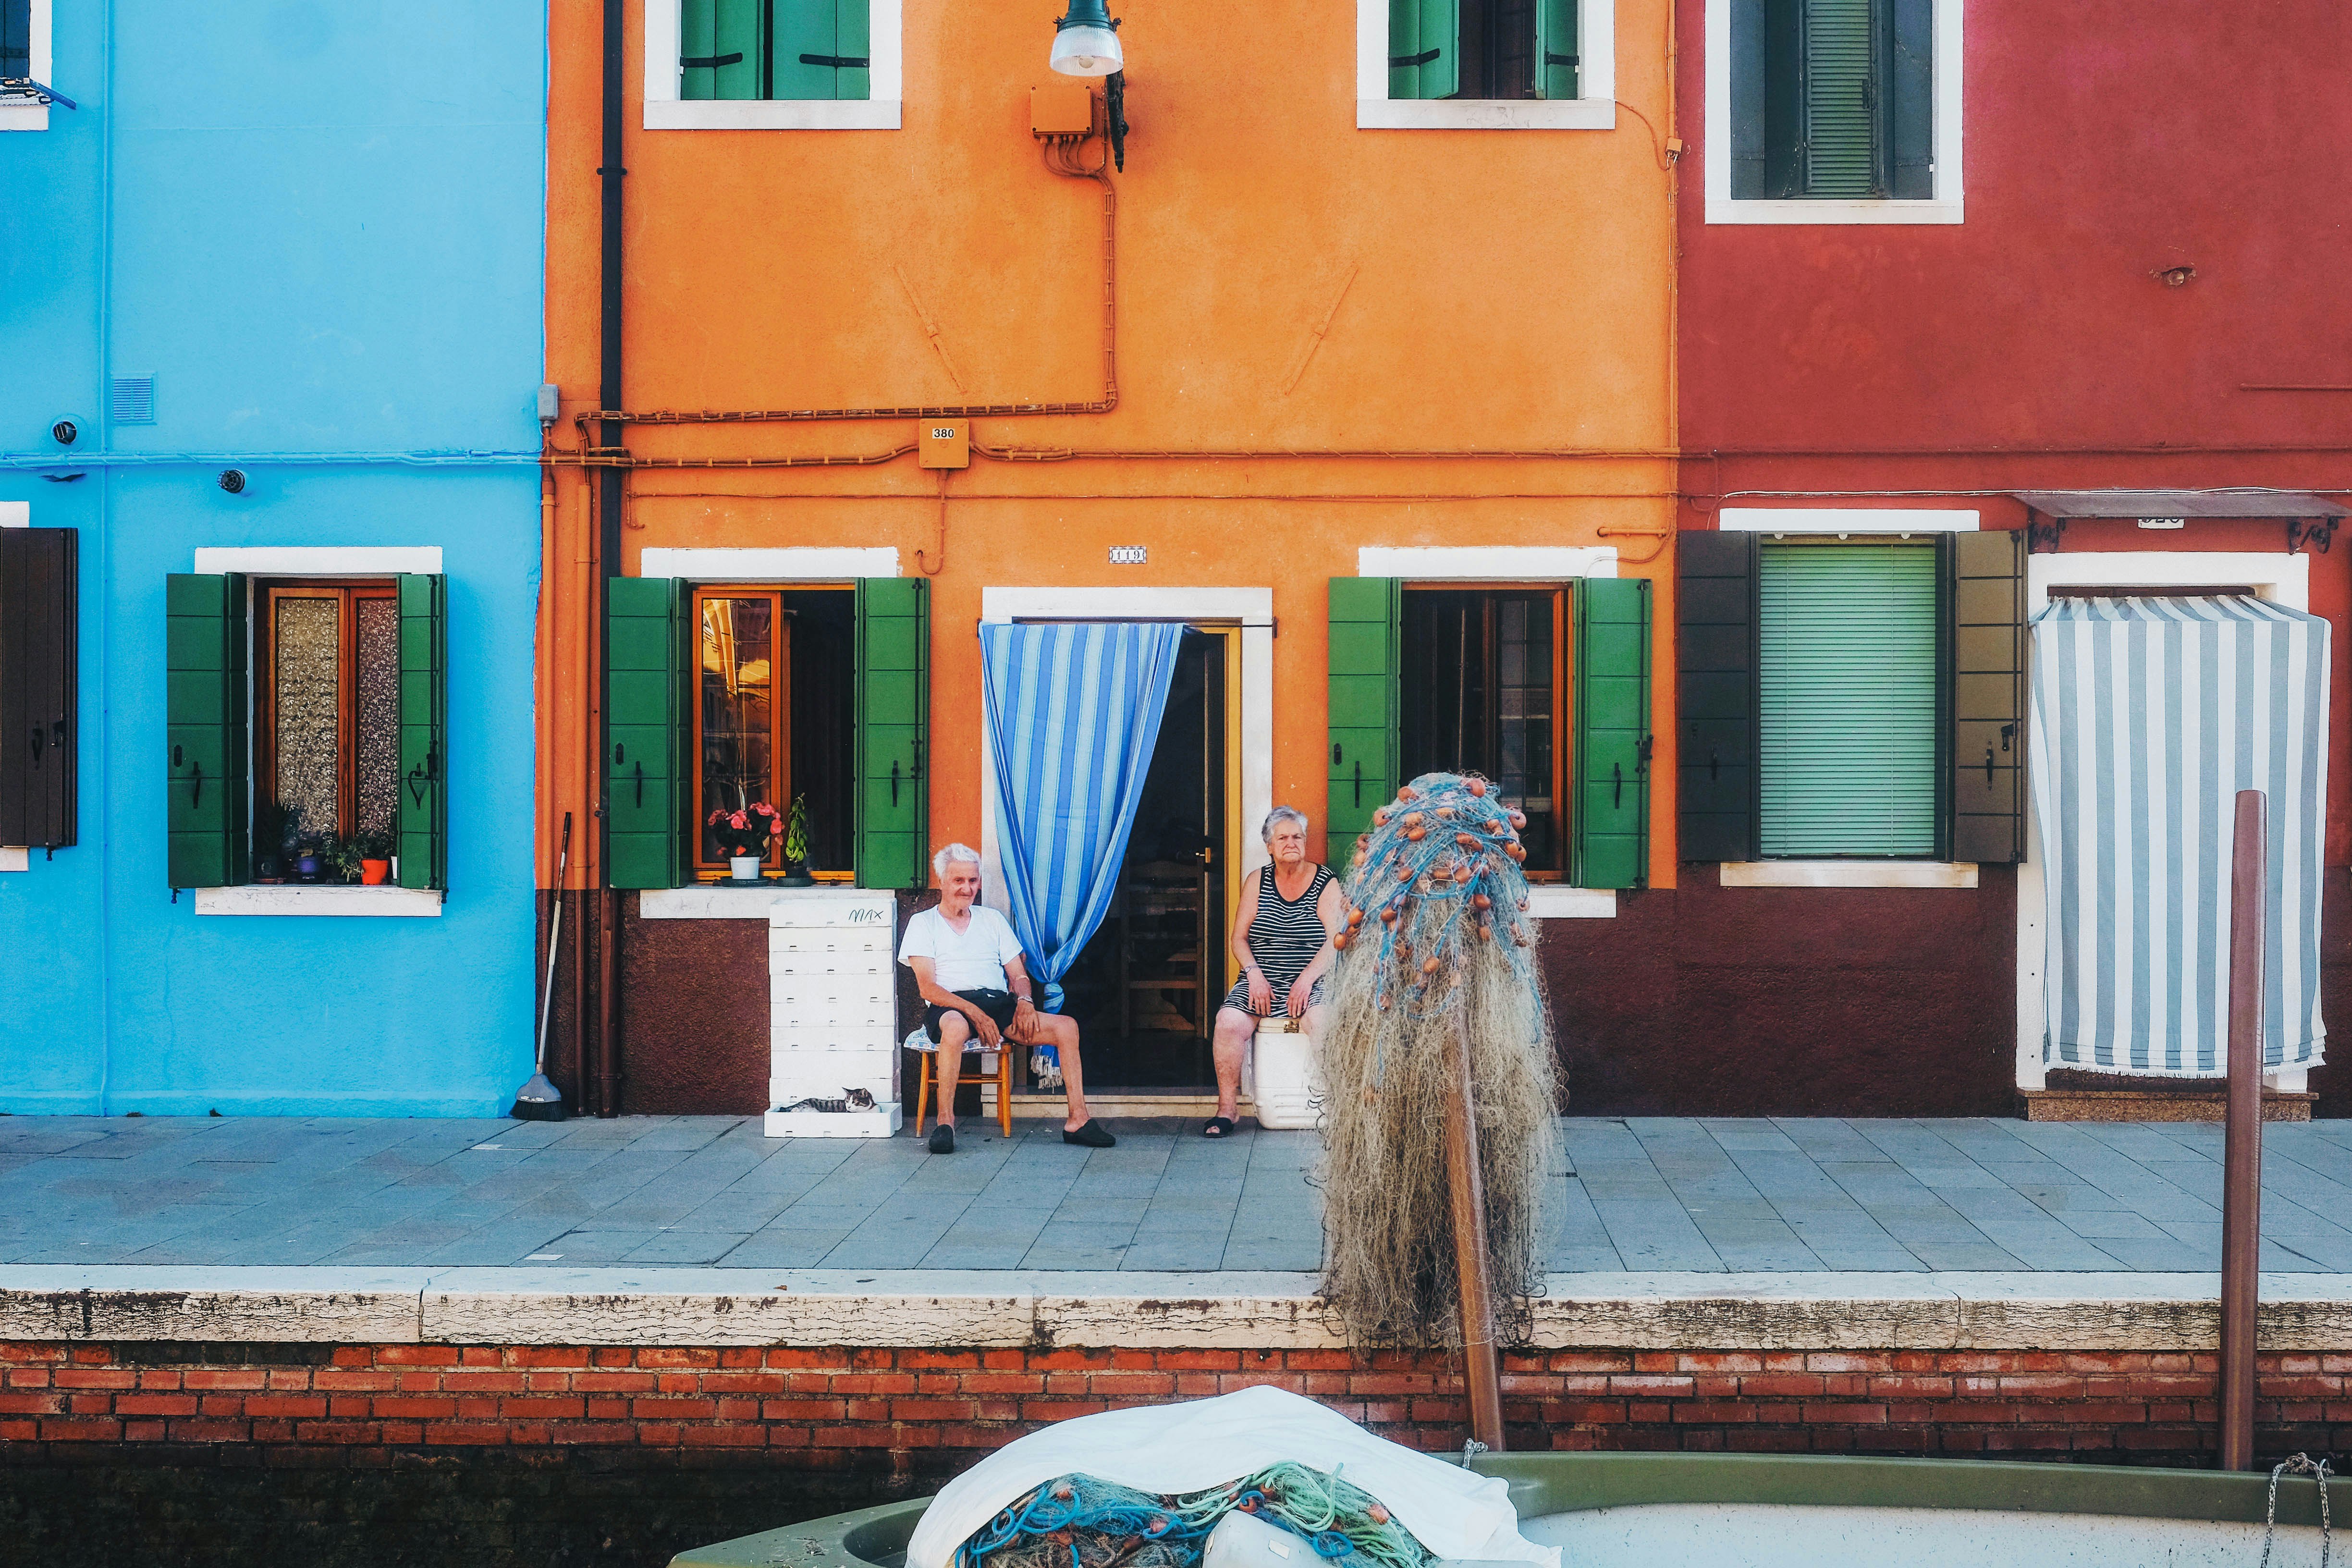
[
  {"xmin": 1703, "ymin": 0, "xmax": 1964, "ymax": 224},
  {"xmin": 188, "ymin": 546, "xmax": 446, "ymax": 916},
  {"xmin": 1355, "ymin": 0, "xmax": 1615, "ymax": 130},
  {"xmin": 0, "ymin": 0, "xmax": 52, "ymax": 133},
  {"xmin": 644, "ymin": 0, "xmax": 901, "ymax": 130}
]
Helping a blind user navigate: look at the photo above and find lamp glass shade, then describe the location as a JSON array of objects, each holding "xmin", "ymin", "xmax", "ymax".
[{"xmin": 1049, "ymin": 24, "xmax": 1122, "ymax": 75}]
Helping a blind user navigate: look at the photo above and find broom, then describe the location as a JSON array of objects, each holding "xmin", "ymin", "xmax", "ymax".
[{"xmin": 511, "ymin": 812, "xmax": 572, "ymax": 1122}]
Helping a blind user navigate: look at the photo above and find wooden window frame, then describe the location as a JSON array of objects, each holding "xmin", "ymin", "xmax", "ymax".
[
  {"xmin": 253, "ymin": 578, "xmax": 397, "ymax": 841},
  {"xmin": 1400, "ymin": 581, "xmax": 1570, "ymax": 882}
]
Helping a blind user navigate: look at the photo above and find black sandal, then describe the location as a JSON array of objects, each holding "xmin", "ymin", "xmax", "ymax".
[
  {"xmin": 1062, "ymin": 1120, "xmax": 1116, "ymax": 1149},
  {"xmin": 1202, "ymin": 1116, "xmax": 1236, "ymax": 1139}
]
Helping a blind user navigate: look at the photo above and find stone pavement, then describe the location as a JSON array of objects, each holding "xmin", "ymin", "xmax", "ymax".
[{"xmin": 3, "ymin": 1113, "xmax": 2351, "ymax": 1275}]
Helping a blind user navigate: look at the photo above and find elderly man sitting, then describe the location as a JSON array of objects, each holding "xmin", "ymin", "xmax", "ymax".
[{"xmin": 898, "ymin": 843, "xmax": 1113, "ymax": 1154}]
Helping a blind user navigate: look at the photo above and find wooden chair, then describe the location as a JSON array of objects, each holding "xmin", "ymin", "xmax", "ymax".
[{"xmin": 912, "ymin": 1033, "xmax": 1016, "ymax": 1139}]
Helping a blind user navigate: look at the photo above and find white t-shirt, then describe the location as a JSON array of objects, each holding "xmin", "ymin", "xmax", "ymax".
[{"xmin": 898, "ymin": 903, "xmax": 1025, "ymax": 993}]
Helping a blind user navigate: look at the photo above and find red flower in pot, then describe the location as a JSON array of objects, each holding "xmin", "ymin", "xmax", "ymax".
[{"xmin": 708, "ymin": 802, "xmax": 786, "ymax": 879}]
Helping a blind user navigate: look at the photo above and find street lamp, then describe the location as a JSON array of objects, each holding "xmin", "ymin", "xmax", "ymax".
[{"xmin": 1049, "ymin": 0, "xmax": 1122, "ymax": 76}]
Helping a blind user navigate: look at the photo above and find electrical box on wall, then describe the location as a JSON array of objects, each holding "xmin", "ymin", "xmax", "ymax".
[
  {"xmin": 919, "ymin": 419, "xmax": 970, "ymax": 469},
  {"xmin": 1031, "ymin": 82, "xmax": 1093, "ymax": 136}
]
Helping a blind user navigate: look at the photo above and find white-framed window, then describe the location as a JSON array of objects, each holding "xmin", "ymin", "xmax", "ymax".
[
  {"xmin": 1704, "ymin": 0, "xmax": 1963, "ymax": 224},
  {"xmin": 644, "ymin": 0, "xmax": 901, "ymax": 130},
  {"xmin": 1356, "ymin": 0, "xmax": 1615, "ymax": 129},
  {"xmin": 1, "ymin": 0, "xmax": 54, "ymax": 134}
]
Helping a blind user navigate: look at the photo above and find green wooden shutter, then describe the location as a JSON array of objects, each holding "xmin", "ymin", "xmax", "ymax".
[
  {"xmin": 1802, "ymin": 0, "xmax": 1878, "ymax": 196},
  {"xmin": 606, "ymin": 577, "xmax": 681, "ymax": 891},
  {"xmin": 1536, "ymin": 0, "xmax": 1578, "ymax": 100},
  {"xmin": 166, "ymin": 573, "xmax": 249, "ymax": 889},
  {"xmin": 1728, "ymin": 0, "xmax": 1769, "ymax": 197},
  {"xmin": 1572, "ymin": 577, "xmax": 1651, "ymax": 889},
  {"xmin": 0, "ymin": 528, "xmax": 76, "ymax": 852},
  {"xmin": 1950, "ymin": 529, "xmax": 2025, "ymax": 864},
  {"xmin": 1387, "ymin": 0, "xmax": 1458, "ymax": 100},
  {"xmin": 854, "ymin": 576, "xmax": 928, "ymax": 890},
  {"xmin": 396, "ymin": 574, "xmax": 448, "ymax": 891},
  {"xmin": 1328, "ymin": 577, "xmax": 1399, "ymax": 857},
  {"xmin": 772, "ymin": 0, "xmax": 870, "ymax": 99},
  {"xmin": 1758, "ymin": 542, "xmax": 1937, "ymax": 857},
  {"xmin": 681, "ymin": 0, "xmax": 761, "ymax": 100},
  {"xmin": 1677, "ymin": 531, "xmax": 1759, "ymax": 863},
  {"xmin": 1888, "ymin": 0, "xmax": 1933, "ymax": 196}
]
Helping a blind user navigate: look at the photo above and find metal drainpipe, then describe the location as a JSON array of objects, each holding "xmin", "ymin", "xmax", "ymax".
[{"xmin": 595, "ymin": 0, "xmax": 625, "ymax": 1117}]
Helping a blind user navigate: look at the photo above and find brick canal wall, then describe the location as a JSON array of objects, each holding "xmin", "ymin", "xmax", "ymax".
[{"xmin": 8, "ymin": 1338, "xmax": 2352, "ymax": 1567}]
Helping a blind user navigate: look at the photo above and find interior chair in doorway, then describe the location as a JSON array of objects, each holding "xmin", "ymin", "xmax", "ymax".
[{"xmin": 911, "ymin": 1030, "xmax": 1016, "ymax": 1139}]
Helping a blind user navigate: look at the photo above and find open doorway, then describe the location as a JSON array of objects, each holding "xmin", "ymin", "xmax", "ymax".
[{"xmin": 1052, "ymin": 626, "xmax": 1236, "ymax": 1089}]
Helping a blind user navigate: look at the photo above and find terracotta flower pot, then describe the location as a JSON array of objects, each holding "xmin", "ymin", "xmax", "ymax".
[{"xmin": 360, "ymin": 859, "xmax": 391, "ymax": 885}]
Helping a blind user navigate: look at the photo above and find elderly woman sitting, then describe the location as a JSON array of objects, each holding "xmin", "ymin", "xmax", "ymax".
[{"xmin": 1205, "ymin": 806, "xmax": 1346, "ymax": 1137}]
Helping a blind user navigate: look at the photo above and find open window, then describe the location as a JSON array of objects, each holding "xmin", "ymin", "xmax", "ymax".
[
  {"xmin": 608, "ymin": 576, "xmax": 925, "ymax": 890},
  {"xmin": 0, "ymin": 0, "xmax": 53, "ymax": 133},
  {"xmin": 1389, "ymin": 0, "xmax": 1580, "ymax": 100},
  {"xmin": 679, "ymin": 0, "xmax": 869, "ymax": 101},
  {"xmin": 1329, "ymin": 575, "xmax": 1649, "ymax": 888}
]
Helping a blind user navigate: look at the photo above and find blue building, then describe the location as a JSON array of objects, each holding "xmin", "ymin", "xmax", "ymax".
[{"xmin": 0, "ymin": 0, "xmax": 546, "ymax": 1114}]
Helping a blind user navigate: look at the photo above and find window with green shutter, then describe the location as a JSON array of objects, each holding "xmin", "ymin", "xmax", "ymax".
[
  {"xmin": 1757, "ymin": 541, "xmax": 1939, "ymax": 857},
  {"xmin": 1399, "ymin": 587, "xmax": 1563, "ymax": 875},
  {"xmin": 1572, "ymin": 577, "xmax": 1651, "ymax": 889},
  {"xmin": 167, "ymin": 574, "xmax": 250, "ymax": 890},
  {"xmin": 606, "ymin": 577, "xmax": 683, "ymax": 890},
  {"xmin": 1387, "ymin": 0, "xmax": 1579, "ymax": 99},
  {"xmin": 1728, "ymin": 0, "xmax": 1936, "ymax": 200},
  {"xmin": 1327, "ymin": 577, "xmax": 1399, "ymax": 858},
  {"xmin": 681, "ymin": 0, "xmax": 870, "ymax": 101},
  {"xmin": 395, "ymin": 575, "xmax": 448, "ymax": 891},
  {"xmin": 853, "ymin": 576, "xmax": 928, "ymax": 890}
]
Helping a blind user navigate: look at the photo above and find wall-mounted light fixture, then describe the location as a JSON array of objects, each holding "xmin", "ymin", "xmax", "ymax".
[{"xmin": 1050, "ymin": 0, "xmax": 1122, "ymax": 76}]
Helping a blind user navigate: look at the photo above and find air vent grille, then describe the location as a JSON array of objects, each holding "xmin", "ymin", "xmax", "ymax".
[{"xmin": 110, "ymin": 376, "xmax": 156, "ymax": 425}]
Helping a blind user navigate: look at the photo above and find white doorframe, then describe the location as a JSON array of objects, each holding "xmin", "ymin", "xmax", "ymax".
[
  {"xmin": 974, "ymin": 588, "xmax": 1275, "ymax": 921},
  {"xmin": 2016, "ymin": 551, "xmax": 2313, "ymax": 1091}
]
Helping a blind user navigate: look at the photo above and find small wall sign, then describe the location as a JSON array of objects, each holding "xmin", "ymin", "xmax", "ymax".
[
  {"xmin": 1109, "ymin": 546, "xmax": 1147, "ymax": 564},
  {"xmin": 2136, "ymin": 517, "xmax": 2188, "ymax": 529}
]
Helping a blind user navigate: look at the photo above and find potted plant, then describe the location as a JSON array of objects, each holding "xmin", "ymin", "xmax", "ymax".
[
  {"xmin": 779, "ymin": 793, "xmax": 814, "ymax": 886},
  {"xmin": 355, "ymin": 829, "xmax": 395, "ymax": 886},
  {"xmin": 321, "ymin": 834, "xmax": 365, "ymax": 885},
  {"xmin": 707, "ymin": 802, "xmax": 784, "ymax": 883}
]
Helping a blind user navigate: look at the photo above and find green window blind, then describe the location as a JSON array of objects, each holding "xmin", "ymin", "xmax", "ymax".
[
  {"xmin": 395, "ymin": 574, "xmax": 449, "ymax": 891},
  {"xmin": 1536, "ymin": 0, "xmax": 1579, "ymax": 100},
  {"xmin": 166, "ymin": 574, "xmax": 250, "ymax": 890},
  {"xmin": 605, "ymin": 576, "xmax": 682, "ymax": 891},
  {"xmin": 1758, "ymin": 542, "xmax": 1937, "ymax": 857},
  {"xmin": 684, "ymin": 0, "xmax": 870, "ymax": 101},
  {"xmin": 853, "ymin": 576, "xmax": 927, "ymax": 890},
  {"xmin": 1386, "ymin": 0, "xmax": 1459, "ymax": 100},
  {"xmin": 1327, "ymin": 577, "xmax": 1400, "ymax": 856},
  {"xmin": 1802, "ymin": 0, "xmax": 1877, "ymax": 196},
  {"xmin": 1571, "ymin": 577, "xmax": 1651, "ymax": 889}
]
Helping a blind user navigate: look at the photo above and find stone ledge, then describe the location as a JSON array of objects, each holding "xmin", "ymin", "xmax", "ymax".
[{"xmin": 6, "ymin": 1268, "xmax": 2352, "ymax": 1352}]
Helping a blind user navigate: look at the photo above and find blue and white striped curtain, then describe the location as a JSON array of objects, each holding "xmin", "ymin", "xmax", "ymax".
[
  {"xmin": 979, "ymin": 623, "xmax": 1186, "ymax": 1025},
  {"xmin": 2028, "ymin": 595, "xmax": 2329, "ymax": 1075}
]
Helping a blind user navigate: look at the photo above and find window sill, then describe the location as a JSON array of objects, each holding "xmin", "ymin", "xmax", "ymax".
[
  {"xmin": 1720, "ymin": 861, "xmax": 1980, "ymax": 890},
  {"xmin": 1356, "ymin": 98, "xmax": 1616, "ymax": 131},
  {"xmin": 193, "ymin": 886, "xmax": 444, "ymax": 917},
  {"xmin": 0, "ymin": 847, "xmax": 28, "ymax": 872},
  {"xmin": 0, "ymin": 103, "xmax": 49, "ymax": 133},
  {"xmin": 644, "ymin": 99, "xmax": 900, "ymax": 131},
  {"xmin": 1706, "ymin": 196, "xmax": 1964, "ymax": 226},
  {"xmin": 1526, "ymin": 887, "xmax": 1617, "ymax": 918},
  {"xmin": 639, "ymin": 885, "xmax": 871, "ymax": 919}
]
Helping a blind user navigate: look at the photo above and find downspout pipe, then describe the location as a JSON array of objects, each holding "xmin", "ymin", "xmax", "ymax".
[{"xmin": 595, "ymin": 0, "xmax": 625, "ymax": 1117}]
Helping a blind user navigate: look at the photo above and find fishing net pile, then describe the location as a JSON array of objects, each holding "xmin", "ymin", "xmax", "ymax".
[
  {"xmin": 957, "ymin": 1463, "xmax": 1434, "ymax": 1568},
  {"xmin": 1319, "ymin": 771, "xmax": 1559, "ymax": 1349}
]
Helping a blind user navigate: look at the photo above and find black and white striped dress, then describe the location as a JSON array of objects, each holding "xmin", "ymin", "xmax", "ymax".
[{"xmin": 1219, "ymin": 863, "xmax": 1335, "ymax": 1016}]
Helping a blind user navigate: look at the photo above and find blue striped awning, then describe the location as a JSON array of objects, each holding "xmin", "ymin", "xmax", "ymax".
[{"xmin": 2028, "ymin": 594, "xmax": 2329, "ymax": 1075}]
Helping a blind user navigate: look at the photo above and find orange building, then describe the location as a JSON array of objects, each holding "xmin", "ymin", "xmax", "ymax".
[{"xmin": 540, "ymin": 0, "xmax": 1680, "ymax": 1117}]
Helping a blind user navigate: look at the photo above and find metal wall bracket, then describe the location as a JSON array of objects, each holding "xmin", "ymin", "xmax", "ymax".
[{"xmin": 2288, "ymin": 517, "xmax": 2337, "ymax": 555}]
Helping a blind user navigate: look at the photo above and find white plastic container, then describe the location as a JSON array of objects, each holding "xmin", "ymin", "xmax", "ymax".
[{"xmin": 1250, "ymin": 1019, "xmax": 1323, "ymax": 1131}]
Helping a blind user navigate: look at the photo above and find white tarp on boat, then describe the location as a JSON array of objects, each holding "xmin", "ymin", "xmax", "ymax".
[{"xmin": 904, "ymin": 1386, "xmax": 1560, "ymax": 1568}]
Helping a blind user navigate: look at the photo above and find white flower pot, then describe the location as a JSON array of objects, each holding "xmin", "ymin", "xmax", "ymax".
[{"xmin": 730, "ymin": 855, "xmax": 762, "ymax": 881}]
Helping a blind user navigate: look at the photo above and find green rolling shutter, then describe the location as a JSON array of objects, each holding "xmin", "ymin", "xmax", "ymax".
[
  {"xmin": 681, "ymin": 0, "xmax": 761, "ymax": 100},
  {"xmin": 1328, "ymin": 577, "xmax": 1400, "ymax": 857},
  {"xmin": 1888, "ymin": 0, "xmax": 1934, "ymax": 196},
  {"xmin": 854, "ymin": 576, "xmax": 927, "ymax": 890},
  {"xmin": 1572, "ymin": 577, "xmax": 1651, "ymax": 889},
  {"xmin": 1387, "ymin": 0, "xmax": 1458, "ymax": 100},
  {"xmin": 1802, "ymin": 0, "xmax": 1879, "ymax": 196},
  {"xmin": 1758, "ymin": 542, "xmax": 1938, "ymax": 857},
  {"xmin": 1950, "ymin": 529, "xmax": 2025, "ymax": 864},
  {"xmin": 606, "ymin": 577, "xmax": 681, "ymax": 891},
  {"xmin": 395, "ymin": 574, "xmax": 448, "ymax": 891},
  {"xmin": 167, "ymin": 573, "xmax": 249, "ymax": 890},
  {"xmin": 1536, "ymin": 0, "xmax": 1579, "ymax": 100},
  {"xmin": 1677, "ymin": 531, "xmax": 1760, "ymax": 863}
]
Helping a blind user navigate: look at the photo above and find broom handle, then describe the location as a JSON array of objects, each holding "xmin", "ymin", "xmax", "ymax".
[
  {"xmin": 534, "ymin": 813, "xmax": 572, "ymax": 1076},
  {"xmin": 1446, "ymin": 1005, "xmax": 1506, "ymax": 1453}
]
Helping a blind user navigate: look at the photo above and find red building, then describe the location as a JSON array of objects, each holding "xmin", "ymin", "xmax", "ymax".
[{"xmin": 1552, "ymin": 0, "xmax": 2352, "ymax": 1117}]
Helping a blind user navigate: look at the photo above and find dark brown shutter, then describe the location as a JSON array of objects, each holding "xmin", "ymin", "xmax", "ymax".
[
  {"xmin": 0, "ymin": 528, "xmax": 77, "ymax": 850},
  {"xmin": 1949, "ymin": 528, "xmax": 2026, "ymax": 864},
  {"xmin": 1677, "ymin": 529, "xmax": 1759, "ymax": 862}
]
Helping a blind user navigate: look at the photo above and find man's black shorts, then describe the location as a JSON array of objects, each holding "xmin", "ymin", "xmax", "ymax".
[{"xmin": 923, "ymin": 987, "xmax": 1019, "ymax": 1046}]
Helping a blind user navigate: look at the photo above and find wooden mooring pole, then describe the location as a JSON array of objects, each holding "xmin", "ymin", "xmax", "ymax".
[
  {"xmin": 1446, "ymin": 1008, "xmax": 1506, "ymax": 1453},
  {"xmin": 2219, "ymin": 788, "xmax": 2266, "ymax": 1472}
]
